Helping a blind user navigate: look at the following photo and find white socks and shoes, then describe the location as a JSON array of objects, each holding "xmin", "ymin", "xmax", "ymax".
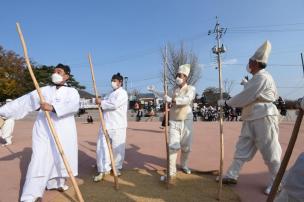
[
  {"xmin": 181, "ymin": 167, "xmax": 191, "ymax": 174},
  {"xmin": 93, "ymin": 171, "xmax": 111, "ymax": 182}
]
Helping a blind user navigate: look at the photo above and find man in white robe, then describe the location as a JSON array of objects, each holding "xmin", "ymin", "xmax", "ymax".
[
  {"xmin": 160, "ymin": 64, "xmax": 196, "ymax": 181},
  {"xmin": 218, "ymin": 41, "xmax": 281, "ymax": 195},
  {"xmin": 0, "ymin": 64, "xmax": 80, "ymax": 202},
  {"xmin": 93, "ymin": 73, "xmax": 128, "ymax": 182},
  {"xmin": 274, "ymin": 152, "xmax": 304, "ymax": 202},
  {"xmin": 274, "ymin": 98, "xmax": 304, "ymax": 202},
  {"xmin": 0, "ymin": 117, "xmax": 15, "ymax": 146}
]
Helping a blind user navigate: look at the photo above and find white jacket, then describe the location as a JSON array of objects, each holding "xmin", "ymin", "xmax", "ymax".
[
  {"xmin": 169, "ymin": 84, "xmax": 196, "ymax": 121},
  {"xmin": 101, "ymin": 87, "xmax": 128, "ymax": 129},
  {"xmin": 227, "ymin": 69, "xmax": 279, "ymax": 120}
]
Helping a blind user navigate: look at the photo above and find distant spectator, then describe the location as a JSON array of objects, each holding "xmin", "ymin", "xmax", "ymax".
[
  {"xmin": 136, "ymin": 106, "xmax": 143, "ymax": 122},
  {"xmin": 230, "ymin": 108, "xmax": 238, "ymax": 121},
  {"xmin": 87, "ymin": 115, "xmax": 93, "ymax": 124},
  {"xmin": 277, "ymin": 96, "xmax": 287, "ymax": 116},
  {"xmin": 134, "ymin": 102, "xmax": 139, "ymax": 112},
  {"xmin": 192, "ymin": 107, "xmax": 198, "ymax": 121},
  {"xmin": 146, "ymin": 106, "xmax": 155, "ymax": 122}
]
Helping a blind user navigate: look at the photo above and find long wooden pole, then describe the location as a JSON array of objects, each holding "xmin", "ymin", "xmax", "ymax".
[
  {"xmin": 16, "ymin": 23, "xmax": 84, "ymax": 202},
  {"xmin": 215, "ymin": 17, "xmax": 224, "ymax": 201},
  {"xmin": 163, "ymin": 45, "xmax": 170, "ymax": 188},
  {"xmin": 88, "ymin": 53, "xmax": 119, "ymax": 189},
  {"xmin": 267, "ymin": 109, "xmax": 303, "ymax": 202}
]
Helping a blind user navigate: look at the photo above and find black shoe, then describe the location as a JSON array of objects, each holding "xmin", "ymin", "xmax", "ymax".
[
  {"xmin": 216, "ymin": 176, "xmax": 238, "ymax": 184},
  {"xmin": 222, "ymin": 177, "xmax": 237, "ymax": 184},
  {"xmin": 181, "ymin": 167, "xmax": 191, "ymax": 174}
]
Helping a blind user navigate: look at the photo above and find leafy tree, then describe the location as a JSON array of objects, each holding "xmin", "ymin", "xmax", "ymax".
[
  {"xmin": 0, "ymin": 45, "xmax": 85, "ymax": 102},
  {"xmin": 0, "ymin": 46, "xmax": 28, "ymax": 101},
  {"xmin": 26, "ymin": 65, "xmax": 86, "ymax": 90},
  {"xmin": 202, "ymin": 86, "xmax": 230, "ymax": 106}
]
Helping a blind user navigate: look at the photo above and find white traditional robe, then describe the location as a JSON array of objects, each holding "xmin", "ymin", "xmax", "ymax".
[
  {"xmin": 275, "ymin": 153, "xmax": 304, "ymax": 202},
  {"xmin": 225, "ymin": 69, "xmax": 281, "ymax": 188},
  {"xmin": 168, "ymin": 84, "xmax": 196, "ymax": 176},
  {"xmin": 227, "ymin": 69, "xmax": 279, "ymax": 120},
  {"xmin": 0, "ymin": 85, "xmax": 79, "ymax": 201},
  {"xmin": 96, "ymin": 87, "xmax": 128, "ymax": 172}
]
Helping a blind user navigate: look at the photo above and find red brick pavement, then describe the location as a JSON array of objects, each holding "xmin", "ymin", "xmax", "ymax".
[{"xmin": 0, "ymin": 120, "xmax": 303, "ymax": 202}]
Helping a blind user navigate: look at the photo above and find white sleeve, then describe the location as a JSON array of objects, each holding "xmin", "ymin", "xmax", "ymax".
[
  {"xmin": 101, "ymin": 90, "xmax": 128, "ymax": 110},
  {"xmin": 0, "ymin": 90, "xmax": 40, "ymax": 120},
  {"xmin": 53, "ymin": 88, "xmax": 80, "ymax": 118},
  {"xmin": 175, "ymin": 86, "xmax": 196, "ymax": 106},
  {"xmin": 167, "ymin": 88, "xmax": 174, "ymax": 98},
  {"xmin": 226, "ymin": 75, "xmax": 267, "ymax": 108}
]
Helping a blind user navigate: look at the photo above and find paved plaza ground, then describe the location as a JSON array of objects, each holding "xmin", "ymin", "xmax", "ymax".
[{"xmin": 0, "ymin": 113, "xmax": 303, "ymax": 202}]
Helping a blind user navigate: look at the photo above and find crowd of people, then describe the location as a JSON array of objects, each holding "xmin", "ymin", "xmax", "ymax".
[
  {"xmin": 132, "ymin": 104, "xmax": 242, "ymax": 123},
  {"xmin": 192, "ymin": 105, "xmax": 242, "ymax": 122}
]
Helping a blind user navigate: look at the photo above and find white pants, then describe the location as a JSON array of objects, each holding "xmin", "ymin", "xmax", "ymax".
[
  {"xmin": 21, "ymin": 177, "xmax": 66, "ymax": 201},
  {"xmin": 0, "ymin": 118, "xmax": 14, "ymax": 142},
  {"xmin": 96, "ymin": 128, "xmax": 126, "ymax": 172},
  {"xmin": 168, "ymin": 119, "xmax": 193, "ymax": 176},
  {"xmin": 21, "ymin": 138, "xmax": 71, "ymax": 201},
  {"xmin": 225, "ymin": 116, "xmax": 281, "ymax": 186}
]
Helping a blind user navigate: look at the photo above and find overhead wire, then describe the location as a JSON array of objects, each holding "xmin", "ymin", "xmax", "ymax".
[{"xmin": 69, "ymin": 20, "xmax": 304, "ymax": 96}]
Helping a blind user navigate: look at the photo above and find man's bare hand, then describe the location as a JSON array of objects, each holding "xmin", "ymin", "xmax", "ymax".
[
  {"xmin": 40, "ymin": 102, "xmax": 54, "ymax": 112},
  {"xmin": 95, "ymin": 98, "xmax": 101, "ymax": 105}
]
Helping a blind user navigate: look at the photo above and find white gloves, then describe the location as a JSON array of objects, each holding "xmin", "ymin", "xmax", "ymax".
[
  {"xmin": 240, "ymin": 78, "xmax": 248, "ymax": 85},
  {"xmin": 217, "ymin": 99, "xmax": 226, "ymax": 107},
  {"xmin": 163, "ymin": 95, "xmax": 172, "ymax": 103}
]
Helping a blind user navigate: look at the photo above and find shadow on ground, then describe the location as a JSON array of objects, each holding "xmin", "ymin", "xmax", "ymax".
[
  {"xmin": 53, "ymin": 169, "xmax": 240, "ymax": 202},
  {"xmin": 0, "ymin": 147, "xmax": 32, "ymax": 200},
  {"xmin": 128, "ymin": 127, "xmax": 163, "ymax": 134}
]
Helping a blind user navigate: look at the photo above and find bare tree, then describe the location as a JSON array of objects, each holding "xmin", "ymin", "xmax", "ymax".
[
  {"xmin": 129, "ymin": 88, "xmax": 141, "ymax": 99},
  {"xmin": 223, "ymin": 79, "xmax": 235, "ymax": 95},
  {"xmin": 161, "ymin": 43, "xmax": 201, "ymax": 89}
]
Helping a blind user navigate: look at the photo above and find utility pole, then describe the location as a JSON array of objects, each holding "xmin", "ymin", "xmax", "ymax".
[
  {"xmin": 301, "ymin": 53, "xmax": 304, "ymax": 77},
  {"xmin": 124, "ymin": 76, "xmax": 128, "ymax": 92},
  {"xmin": 208, "ymin": 16, "xmax": 227, "ymax": 201}
]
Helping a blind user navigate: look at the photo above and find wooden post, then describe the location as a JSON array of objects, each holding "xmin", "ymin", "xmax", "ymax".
[
  {"xmin": 88, "ymin": 53, "xmax": 119, "ymax": 189},
  {"xmin": 215, "ymin": 17, "xmax": 225, "ymax": 201},
  {"xmin": 163, "ymin": 45, "xmax": 170, "ymax": 188}
]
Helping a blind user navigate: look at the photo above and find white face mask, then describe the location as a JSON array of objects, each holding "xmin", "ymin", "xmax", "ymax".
[
  {"xmin": 246, "ymin": 64, "xmax": 252, "ymax": 73},
  {"xmin": 176, "ymin": 77, "xmax": 184, "ymax": 85},
  {"xmin": 51, "ymin": 73, "xmax": 63, "ymax": 84},
  {"xmin": 111, "ymin": 81, "xmax": 119, "ymax": 90}
]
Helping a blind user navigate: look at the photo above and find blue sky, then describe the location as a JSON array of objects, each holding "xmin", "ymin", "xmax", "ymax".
[{"xmin": 1, "ymin": 0, "xmax": 304, "ymax": 99}]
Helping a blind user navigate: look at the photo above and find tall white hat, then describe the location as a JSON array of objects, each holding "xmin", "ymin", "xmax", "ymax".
[
  {"xmin": 250, "ymin": 40, "xmax": 271, "ymax": 64},
  {"xmin": 178, "ymin": 64, "xmax": 191, "ymax": 77}
]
